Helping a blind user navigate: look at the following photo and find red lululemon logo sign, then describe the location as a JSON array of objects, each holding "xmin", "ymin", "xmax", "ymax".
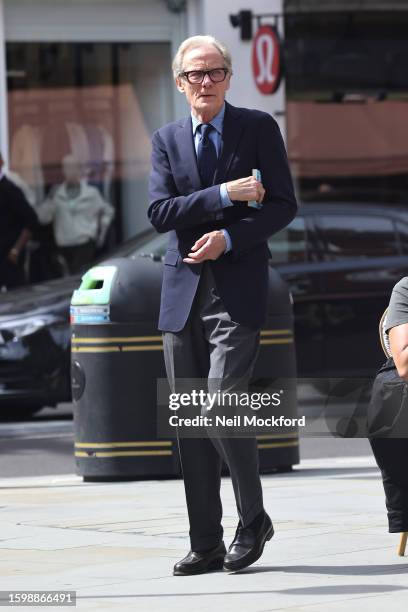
[{"xmin": 252, "ymin": 25, "xmax": 281, "ymax": 94}]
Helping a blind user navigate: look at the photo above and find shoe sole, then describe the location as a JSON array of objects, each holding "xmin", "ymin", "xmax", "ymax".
[
  {"xmin": 173, "ymin": 556, "xmax": 225, "ymax": 576},
  {"xmin": 223, "ymin": 525, "xmax": 274, "ymax": 572}
]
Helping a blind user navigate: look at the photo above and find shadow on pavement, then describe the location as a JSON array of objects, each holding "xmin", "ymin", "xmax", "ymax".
[
  {"xmin": 76, "ymin": 584, "xmax": 407, "ymax": 600},
  {"xmin": 235, "ymin": 563, "xmax": 408, "ymax": 576}
]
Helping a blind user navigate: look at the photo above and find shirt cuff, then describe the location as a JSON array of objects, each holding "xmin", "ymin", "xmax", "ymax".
[
  {"xmin": 220, "ymin": 183, "xmax": 233, "ymax": 207},
  {"xmin": 221, "ymin": 229, "xmax": 232, "ymax": 253}
]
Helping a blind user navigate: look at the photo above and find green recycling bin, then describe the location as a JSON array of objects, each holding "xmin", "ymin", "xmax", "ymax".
[{"xmin": 70, "ymin": 256, "xmax": 180, "ymax": 481}]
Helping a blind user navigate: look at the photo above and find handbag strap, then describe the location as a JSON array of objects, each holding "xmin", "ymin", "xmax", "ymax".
[{"xmin": 379, "ymin": 307, "xmax": 392, "ymax": 359}]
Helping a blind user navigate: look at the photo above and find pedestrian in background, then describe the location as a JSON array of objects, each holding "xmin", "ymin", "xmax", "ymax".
[
  {"xmin": 37, "ymin": 154, "xmax": 114, "ymax": 274},
  {"xmin": 370, "ymin": 278, "xmax": 408, "ymax": 534},
  {"xmin": 0, "ymin": 151, "xmax": 38, "ymax": 290}
]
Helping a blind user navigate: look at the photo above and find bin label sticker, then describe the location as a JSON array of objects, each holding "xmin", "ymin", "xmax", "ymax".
[{"xmin": 70, "ymin": 305, "xmax": 110, "ymax": 324}]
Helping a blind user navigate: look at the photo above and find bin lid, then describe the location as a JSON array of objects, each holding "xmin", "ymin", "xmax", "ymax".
[{"xmin": 71, "ymin": 266, "xmax": 117, "ymax": 306}]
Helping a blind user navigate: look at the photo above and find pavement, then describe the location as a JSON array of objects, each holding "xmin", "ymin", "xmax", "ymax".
[{"xmin": 0, "ymin": 454, "xmax": 407, "ymax": 611}]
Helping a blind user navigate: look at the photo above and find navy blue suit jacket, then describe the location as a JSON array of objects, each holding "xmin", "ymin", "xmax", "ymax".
[{"xmin": 148, "ymin": 101, "xmax": 298, "ymax": 332}]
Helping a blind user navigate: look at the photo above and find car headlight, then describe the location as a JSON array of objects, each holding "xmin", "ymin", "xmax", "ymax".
[{"xmin": 0, "ymin": 315, "xmax": 59, "ymax": 341}]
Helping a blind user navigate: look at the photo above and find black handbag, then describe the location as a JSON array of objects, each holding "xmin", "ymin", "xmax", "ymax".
[
  {"xmin": 368, "ymin": 308, "xmax": 408, "ymax": 537},
  {"xmin": 367, "ymin": 356, "xmax": 408, "ymax": 438}
]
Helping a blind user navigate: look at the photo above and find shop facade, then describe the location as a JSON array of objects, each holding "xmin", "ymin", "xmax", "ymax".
[
  {"xmin": 1, "ymin": 0, "xmax": 406, "ymax": 257},
  {"xmin": 0, "ymin": 0, "xmax": 186, "ymax": 243},
  {"xmin": 0, "ymin": 0, "xmax": 283, "ymax": 247},
  {"xmin": 284, "ymin": 0, "xmax": 408, "ymax": 207}
]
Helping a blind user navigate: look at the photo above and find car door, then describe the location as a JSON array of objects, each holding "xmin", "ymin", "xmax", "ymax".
[
  {"xmin": 316, "ymin": 212, "xmax": 408, "ymax": 377},
  {"xmin": 269, "ymin": 214, "xmax": 325, "ymax": 377}
]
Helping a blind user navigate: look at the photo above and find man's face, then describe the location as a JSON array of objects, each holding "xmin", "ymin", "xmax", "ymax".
[{"xmin": 176, "ymin": 45, "xmax": 231, "ymax": 119}]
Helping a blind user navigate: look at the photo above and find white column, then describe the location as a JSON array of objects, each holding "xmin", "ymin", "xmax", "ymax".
[{"xmin": 0, "ymin": 0, "xmax": 8, "ymax": 166}]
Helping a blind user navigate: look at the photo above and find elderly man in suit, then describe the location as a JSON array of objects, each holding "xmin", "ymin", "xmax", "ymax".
[{"xmin": 148, "ymin": 35, "xmax": 297, "ymax": 575}]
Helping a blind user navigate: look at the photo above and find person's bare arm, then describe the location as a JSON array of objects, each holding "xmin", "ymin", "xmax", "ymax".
[
  {"xmin": 389, "ymin": 323, "xmax": 408, "ymax": 381},
  {"xmin": 7, "ymin": 228, "xmax": 32, "ymax": 264}
]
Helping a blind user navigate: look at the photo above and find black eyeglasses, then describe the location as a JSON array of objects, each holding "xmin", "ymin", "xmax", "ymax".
[{"xmin": 180, "ymin": 68, "xmax": 229, "ymax": 84}]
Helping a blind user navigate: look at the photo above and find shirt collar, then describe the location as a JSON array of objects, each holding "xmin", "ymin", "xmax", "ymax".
[{"xmin": 191, "ymin": 102, "xmax": 225, "ymax": 136}]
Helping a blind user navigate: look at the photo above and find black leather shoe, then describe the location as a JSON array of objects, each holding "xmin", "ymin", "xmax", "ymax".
[
  {"xmin": 173, "ymin": 542, "xmax": 226, "ymax": 576},
  {"xmin": 223, "ymin": 512, "xmax": 274, "ymax": 572}
]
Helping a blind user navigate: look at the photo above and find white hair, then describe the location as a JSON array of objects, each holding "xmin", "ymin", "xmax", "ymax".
[{"xmin": 172, "ymin": 35, "xmax": 232, "ymax": 79}]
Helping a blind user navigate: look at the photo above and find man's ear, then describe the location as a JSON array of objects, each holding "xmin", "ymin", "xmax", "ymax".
[
  {"xmin": 225, "ymin": 74, "xmax": 231, "ymax": 92},
  {"xmin": 175, "ymin": 77, "xmax": 185, "ymax": 93}
]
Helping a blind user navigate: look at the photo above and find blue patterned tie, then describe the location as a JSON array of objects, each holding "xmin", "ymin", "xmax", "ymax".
[{"xmin": 197, "ymin": 124, "xmax": 217, "ymax": 188}]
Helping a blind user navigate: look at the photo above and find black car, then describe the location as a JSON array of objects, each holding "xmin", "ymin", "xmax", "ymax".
[
  {"xmin": 0, "ymin": 202, "xmax": 407, "ymax": 414},
  {"xmin": 277, "ymin": 203, "xmax": 408, "ymax": 378}
]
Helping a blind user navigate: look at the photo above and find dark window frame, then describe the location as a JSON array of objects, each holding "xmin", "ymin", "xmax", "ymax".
[{"xmin": 314, "ymin": 213, "xmax": 400, "ymax": 260}]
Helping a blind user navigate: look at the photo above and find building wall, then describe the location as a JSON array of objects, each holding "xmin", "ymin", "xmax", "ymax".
[{"xmin": 3, "ymin": 0, "xmax": 182, "ymax": 40}]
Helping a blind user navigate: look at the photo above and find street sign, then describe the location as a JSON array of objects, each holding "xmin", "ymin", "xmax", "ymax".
[{"xmin": 252, "ymin": 25, "xmax": 281, "ymax": 95}]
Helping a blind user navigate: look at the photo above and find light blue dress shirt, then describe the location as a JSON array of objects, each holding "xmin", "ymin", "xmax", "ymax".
[{"xmin": 191, "ymin": 103, "xmax": 233, "ymax": 253}]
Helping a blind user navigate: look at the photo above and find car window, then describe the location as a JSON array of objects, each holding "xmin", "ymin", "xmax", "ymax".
[
  {"xmin": 130, "ymin": 233, "xmax": 168, "ymax": 260},
  {"xmin": 94, "ymin": 229, "xmax": 156, "ymax": 263},
  {"xmin": 267, "ymin": 217, "xmax": 307, "ymax": 264},
  {"xmin": 316, "ymin": 215, "xmax": 398, "ymax": 260}
]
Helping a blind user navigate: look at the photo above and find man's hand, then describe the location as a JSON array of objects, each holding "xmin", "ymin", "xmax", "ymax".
[
  {"xmin": 226, "ymin": 175, "xmax": 265, "ymax": 203},
  {"xmin": 183, "ymin": 230, "xmax": 226, "ymax": 264}
]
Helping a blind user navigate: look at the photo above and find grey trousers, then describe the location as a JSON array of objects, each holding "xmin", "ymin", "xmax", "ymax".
[{"xmin": 163, "ymin": 262, "xmax": 264, "ymax": 551}]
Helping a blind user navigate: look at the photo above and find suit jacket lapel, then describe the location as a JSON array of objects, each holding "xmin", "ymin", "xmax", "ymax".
[
  {"xmin": 177, "ymin": 116, "xmax": 202, "ymax": 191},
  {"xmin": 214, "ymin": 102, "xmax": 244, "ymax": 184}
]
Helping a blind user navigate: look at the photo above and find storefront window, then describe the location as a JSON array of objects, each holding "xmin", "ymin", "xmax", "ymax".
[
  {"xmin": 284, "ymin": 11, "xmax": 408, "ymax": 205},
  {"xmin": 6, "ymin": 42, "xmax": 173, "ymax": 280}
]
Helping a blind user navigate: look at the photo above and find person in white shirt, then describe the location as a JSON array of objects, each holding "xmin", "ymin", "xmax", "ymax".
[{"xmin": 38, "ymin": 155, "xmax": 114, "ymax": 274}]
